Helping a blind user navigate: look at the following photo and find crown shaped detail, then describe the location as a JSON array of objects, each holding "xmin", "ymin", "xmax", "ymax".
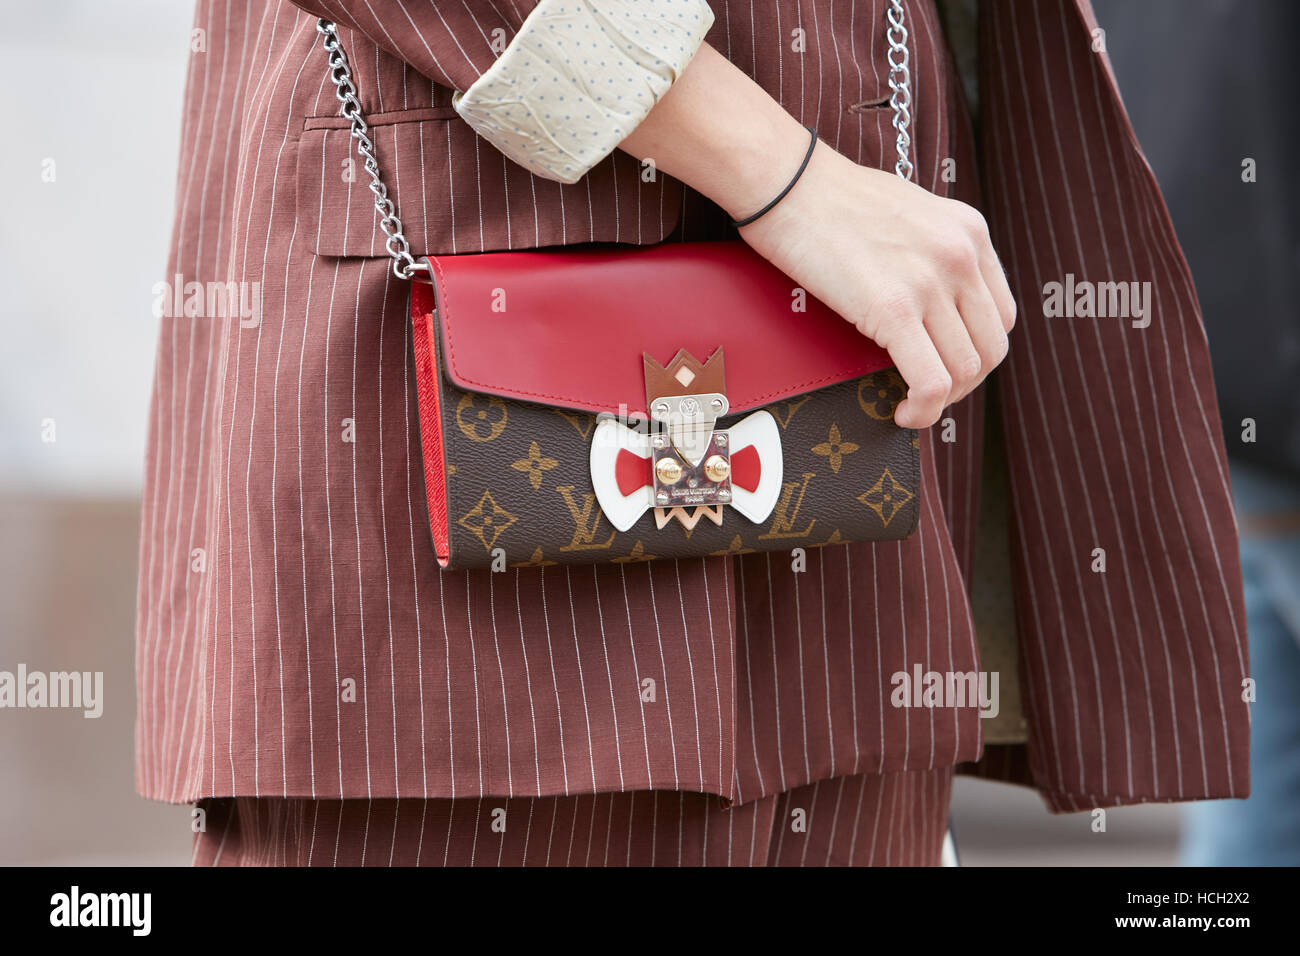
[{"xmin": 642, "ymin": 348, "xmax": 726, "ymax": 408}]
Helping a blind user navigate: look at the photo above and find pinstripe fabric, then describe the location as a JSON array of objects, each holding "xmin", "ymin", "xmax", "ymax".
[
  {"xmin": 191, "ymin": 767, "xmax": 952, "ymax": 866},
  {"xmin": 972, "ymin": 0, "xmax": 1250, "ymax": 811},
  {"xmin": 136, "ymin": 0, "xmax": 1249, "ymax": 817}
]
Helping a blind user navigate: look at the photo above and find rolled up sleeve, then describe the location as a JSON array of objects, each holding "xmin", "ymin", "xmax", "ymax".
[{"xmin": 452, "ymin": 0, "xmax": 715, "ymax": 184}]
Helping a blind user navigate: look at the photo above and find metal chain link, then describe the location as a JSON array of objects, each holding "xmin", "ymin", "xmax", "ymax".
[
  {"xmin": 317, "ymin": 19, "xmax": 428, "ymax": 280},
  {"xmin": 886, "ymin": 0, "xmax": 915, "ymax": 181},
  {"xmin": 318, "ymin": 10, "xmax": 915, "ymax": 280}
]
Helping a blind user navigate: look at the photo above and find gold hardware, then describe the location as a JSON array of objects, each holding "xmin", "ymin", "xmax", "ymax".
[
  {"xmin": 656, "ymin": 457, "xmax": 684, "ymax": 484},
  {"xmin": 703, "ymin": 455, "xmax": 730, "ymax": 483}
]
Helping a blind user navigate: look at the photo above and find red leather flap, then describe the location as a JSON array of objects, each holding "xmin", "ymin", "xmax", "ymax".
[{"xmin": 422, "ymin": 241, "xmax": 892, "ymax": 416}]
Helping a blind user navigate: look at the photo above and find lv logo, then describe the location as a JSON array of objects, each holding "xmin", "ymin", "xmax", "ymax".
[
  {"xmin": 556, "ymin": 485, "xmax": 617, "ymax": 551},
  {"xmin": 758, "ymin": 473, "xmax": 817, "ymax": 540}
]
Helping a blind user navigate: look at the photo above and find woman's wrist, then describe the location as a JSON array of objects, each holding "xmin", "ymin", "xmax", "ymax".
[
  {"xmin": 729, "ymin": 125, "xmax": 819, "ymax": 228},
  {"xmin": 616, "ymin": 42, "xmax": 813, "ymax": 222}
]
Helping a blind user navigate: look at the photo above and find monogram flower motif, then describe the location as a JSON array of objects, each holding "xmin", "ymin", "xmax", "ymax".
[
  {"xmin": 858, "ymin": 468, "xmax": 914, "ymax": 527},
  {"xmin": 858, "ymin": 370, "xmax": 908, "ymax": 421},
  {"xmin": 811, "ymin": 423, "xmax": 860, "ymax": 473},
  {"xmin": 458, "ymin": 490, "xmax": 518, "ymax": 550},
  {"xmin": 456, "ymin": 393, "xmax": 509, "ymax": 442},
  {"xmin": 511, "ymin": 441, "xmax": 560, "ymax": 490}
]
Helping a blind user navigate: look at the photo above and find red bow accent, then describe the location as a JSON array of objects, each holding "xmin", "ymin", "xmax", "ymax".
[
  {"xmin": 615, "ymin": 445, "xmax": 760, "ymax": 496},
  {"xmin": 729, "ymin": 444, "xmax": 760, "ymax": 491},
  {"xmin": 616, "ymin": 448, "xmax": 652, "ymax": 497}
]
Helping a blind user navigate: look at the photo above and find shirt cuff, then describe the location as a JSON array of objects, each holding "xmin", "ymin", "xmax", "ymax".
[{"xmin": 452, "ymin": 0, "xmax": 715, "ymax": 184}]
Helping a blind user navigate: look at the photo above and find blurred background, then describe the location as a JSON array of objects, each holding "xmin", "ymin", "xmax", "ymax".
[{"xmin": 1, "ymin": 0, "xmax": 1295, "ymax": 866}]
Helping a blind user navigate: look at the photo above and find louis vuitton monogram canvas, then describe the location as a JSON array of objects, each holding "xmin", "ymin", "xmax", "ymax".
[{"xmin": 428, "ymin": 367, "xmax": 919, "ymax": 569}]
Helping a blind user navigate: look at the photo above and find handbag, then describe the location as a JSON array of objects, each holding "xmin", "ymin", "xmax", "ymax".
[{"xmin": 316, "ymin": 2, "xmax": 922, "ymax": 571}]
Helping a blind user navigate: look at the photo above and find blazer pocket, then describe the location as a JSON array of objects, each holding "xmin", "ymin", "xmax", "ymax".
[
  {"xmin": 844, "ymin": 99, "xmax": 900, "ymax": 176},
  {"xmin": 297, "ymin": 107, "xmax": 460, "ymax": 259},
  {"xmin": 297, "ymin": 108, "xmax": 683, "ymax": 258}
]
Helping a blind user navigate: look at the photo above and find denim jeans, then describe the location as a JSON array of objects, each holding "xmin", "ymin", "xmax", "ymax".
[{"xmin": 1180, "ymin": 460, "xmax": 1300, "ymax": 866}]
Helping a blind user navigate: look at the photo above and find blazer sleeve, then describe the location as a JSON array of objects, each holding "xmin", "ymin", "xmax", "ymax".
[
  {"xmin": 976, "ymin": 0, "xmax": 1251, "ymax": 812},
  {"xmin": 288, "ymin": 0, "xmax": 539, "ymax": 94}
]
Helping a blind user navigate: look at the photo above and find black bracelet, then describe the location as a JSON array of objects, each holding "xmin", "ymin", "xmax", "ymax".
[{"xmin": 729, "ymin": 125, "xmax": 819, "ymax": 229}]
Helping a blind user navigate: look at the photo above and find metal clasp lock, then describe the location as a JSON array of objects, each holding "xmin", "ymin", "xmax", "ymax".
[
  {"xmin": 589, "ymin": 348, "xmax": 783, "ymax": 534},
  {"xmin": 648, "ymin": 391, "xmax": 732, "ymax": 509}
]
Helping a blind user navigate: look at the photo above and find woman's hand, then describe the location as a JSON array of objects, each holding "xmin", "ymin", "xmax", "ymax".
[
  {"xmin": 618, "ymin": 43, "xmax": 1016, "ymax": 428},
  {"xmin": 738, "ymin": 142, "xmax": 1016, "ymax": 428}
]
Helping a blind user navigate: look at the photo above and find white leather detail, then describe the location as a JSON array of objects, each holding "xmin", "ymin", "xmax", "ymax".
[
  {"xmin": 726, "ymin": 411, "xmax": 784, "ymax": 524},
  {"xmin": 590, "ymin": 417, "xmax": 654, "ymax": 532}
]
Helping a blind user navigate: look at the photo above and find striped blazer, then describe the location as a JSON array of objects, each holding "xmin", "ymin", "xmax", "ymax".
[{"xmin": 135, "ymin": 0, "xmax": 1249, "ymax": 813}]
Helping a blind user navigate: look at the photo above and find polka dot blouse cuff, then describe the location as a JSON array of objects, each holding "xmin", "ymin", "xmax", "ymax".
[{"xmin": 452, "ymin": 0, "xmax": 715, "ymax": 185}]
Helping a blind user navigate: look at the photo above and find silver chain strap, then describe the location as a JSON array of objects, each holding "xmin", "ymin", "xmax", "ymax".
[
  {"xmin": 317, "ymin": 7, "xmax": 915, "ymax": 280},
  {"xmin": 317, "ymin": 19, "xmax": 428, "ymax": 280},
  {"xmin": 886, "ymin": 0, "xmax": 915, "ymax": 181}
]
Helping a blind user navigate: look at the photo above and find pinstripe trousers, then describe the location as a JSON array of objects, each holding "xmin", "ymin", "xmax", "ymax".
[{"xmin": 192, "ymin": 768, "xmax": 953, "ymax": 867}]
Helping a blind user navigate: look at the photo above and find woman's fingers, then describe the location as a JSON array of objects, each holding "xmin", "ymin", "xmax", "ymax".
[
  {"xmin": 880, "ymin": 311, "xmax": 952, "ymax": 429},
  {"xmin": 952, "ymin": 281, "xmax": 1009, "ymax": 404},
  {"xmin": 923, "ymin": 304, "xmax": 984, "ymax": 409},
  {"xmin": 885, "ymin": 282, "xmax": 1008, "ymax": 426},
  {"xmin": 925, "ymin": 203, "xmax": 1013, "ymax": 409},
  {"xmin": 980, "ymin": 247, "xmax": 1018, "ymax": 332}
]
